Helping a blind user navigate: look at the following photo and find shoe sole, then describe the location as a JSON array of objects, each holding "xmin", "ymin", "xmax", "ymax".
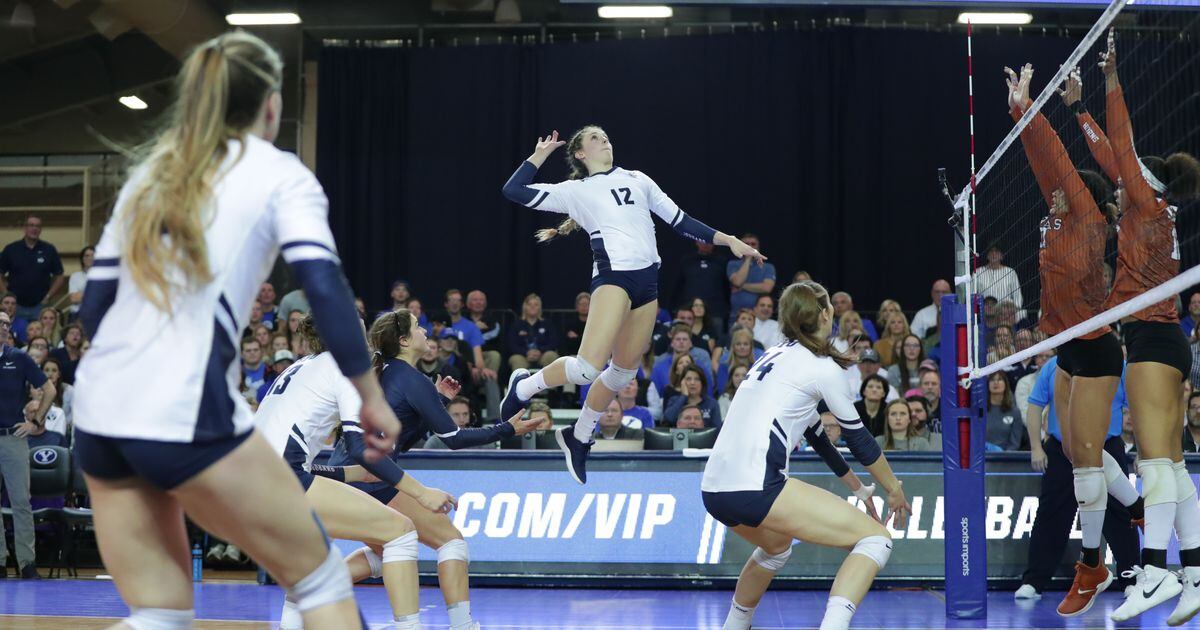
[
  {"xmin": 1169, "ymin": 600, "xmax": 1200, "ymax": 627},
  {"xmin": 555, "ymin": 427, "xmax": 585, "ymax": 486},
  {"xmin": 1058, "ymin": 570, "xmax": 1114, "ymax": 618},
  {"xmin": 1112, "ymin": 579, "xmax": 1183, "ymax": 622}
]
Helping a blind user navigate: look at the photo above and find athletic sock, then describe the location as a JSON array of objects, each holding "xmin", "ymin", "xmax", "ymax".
[
  {"xmin": 448, "ymin": 601, "xmax": 474, "ymax": 629},
  {"xmin": 819, "ymin": 595, "xmax": 856, "ymax": 630},
  {"xmin": 1174, "ymin": 460, "xmax": 1200, "ymax": 564},
  {"xmin": 516, "ymin": 370, "xmax": 548, "ymax": 401},
  {"xmin": 573, "ymin": 405, "xmax": 603, "ymax": 443},
  {"xmin": 393, "ymin": 612, "xmax": 422, "ymax": 630},
  {"xmin": 723, "ymin": 599, "xmax": 755, "ymax": 630}
]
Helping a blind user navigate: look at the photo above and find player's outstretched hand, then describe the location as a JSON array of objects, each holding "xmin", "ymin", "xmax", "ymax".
[
  {"xmin": 1099, "ymin": 28, "xmax": 1117, "ymax": 76},
  {"xmin": 507, "ymin": 408, "xmax": 543, "ymax": 436},
  {"xmin": 1005, "ymin": 63, "xmax": 1033, "ymax": 113},
  {"xmin": 435, "ymin": 375, "xmax": 462, "ymax": 400},
  {"xmin": 533, "ymin": 130, "xmax": 567, "ymax": 158},
  {"xmin": 886, "ymin": 482, "xmax": 912, "ymax": 530},
  {"xmin": 1057, "ymin": 66, "xmax": 1082, "ymax": 106},
  {"xmin": 854, "ymin": 483, "xmax": 882, "ymax": 524},
  {"xmin": 419, "ymin": 486, "xmax": 458, "ymax": 514}
]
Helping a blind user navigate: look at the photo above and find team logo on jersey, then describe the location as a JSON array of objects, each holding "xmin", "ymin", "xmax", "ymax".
[{"xmin": 32, "ymin": 447, "xmax": 57, "ymax": 466}]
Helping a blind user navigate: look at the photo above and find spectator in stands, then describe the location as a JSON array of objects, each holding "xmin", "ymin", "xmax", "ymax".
[
  {"xmin": 1016, "ymin": 350, "xmax": 1056, "ymax": 420},
  {"xmin": 508, "ymin": 293, "xmax": 559, "ymax": 372},
  {"xmin": 1122, "ymin": 408, "xmax": 1137, "ymax": 455},
  {"xmin": 651, "ymin": 324, "xmax": 712, "ymax": 397},
  {"xmin": 716, "ymin": 309, "xmax": 762, "ymax": 356},
  {"xmin": 1183, "ymin": 391, "xmax": 1200, "ymax": 453},
  {"xmin": 381, "ymin": 280, "xmax": 411, "ymax": 318},
  {"xmin": 874, "ymin": 312, "xmax": 910, "ymax": 367},
  {"xmin": 41, "ymin": 356, "xmax": 72, "ymax": 427},
  {"xmin": 911, "ymin": 279, "xmax": 952, "ymax": 339},
  {"xmin": 596, "ymin": 399, "xmax": 645, "ymax": 442},
  {"xmin": 257, "ymin": 350, "xmax": 296, "ymax": 402},
  {"xmin": 876, "ymin": 399, "xmax": 935, "ymax": 452},
  {"xmin": 404, "ymin": 297, "xmax": 430, "ymax": 334},
  {"xmin": 241, "ymin": 337, "xmax": 267, "ymax": 395},
  {"xmin": 715, "ymin": 327, "xmax": 762, "ymax": 394},
  {"xmin": 466, "ymin": 290, "xmax": 503, "ymax": 362},
  {"xmin": 664, "ymin": 365, "xmax": 722, "ymax": 428},
  {"xmin": 284, "ymin": 309, "xmax": 305, "ymax": 354},
  {"xmin": 906, "ymin": 396, "xmax": 942, "ymax": 449},
  {"xmin": 0, "ymin": 309, "xmax": 54, "ymax": 579},
  {"xmin": 435, "ymin": 329, "xmax": 472, "ymax": 391},
  {"xmin": 1008, "ymin": 329, "xmax": 1039, "ymax": 381},
  {"xmin": 0, "ymin": 215, "xmax": 64, "ymax": 324},
  {"xmin": 751, "ymin": 294, "xmax": 784, "ymax": 348},
  {"xmin": 24, "ymin": 336, "xmax": 48, "ymax": 367},
  {"xmin": 982, "ymin": 296, "xmax": 1000, "ymax": 331},
  {"xmin": 660, "ymin": 353, "xmax": 695, "ymax": 408},
  {"xmin": 653, "ymin": 305, "xmax": 709, "ymax": 356},
  {"xmin": 48, "ymin": 322, "xmax": 83, "ymax": 384},
  {"xmin": 676, "ymin": 241, "xmax": 730, "ymax": 331},
  {"xmin": 270, "ymin": 333, "xmax": 289, "ymax": 356},
  {"xmin": 529, "ymin": 401, "xmax": 554, "ymax": 431},
  {"xmin": 986, "ymin": 324, "xmax": 1017, "ymax": 368},
  {"xmin": 718, "ymin": 364, "xmax": 749, "ymax": 418},
  {"xmin": 833, "ymin": 310, "xmax": 869, "ymax": 349},
  {"xmin": 415, "ymin": 334, "xmax": 446, "ymax": 380},
  {"xmin": 23, "ymin": 380, "xmax": 68, "ymax": 447},
  {"xmin": 616, "ymin": 380, "xmax": 654, "ymax": 429},
  {"xmin": 919, "ymin": 365, "xmax": 942, "ymax": 429},
  {"xmin": 250, "ymin": 324, "xmax": 271, "ymax": 354},
  {"xmin": 815, "ymin": 412, "xmax": 844, "ymax": 448},
  {"xmin": 676, "ymin": 404, "xmax": 709, "ymax": 431},
  {"xmin": 277, "ymin": 285, "xmax": 309, "ymax": 319},
  {"xmin": 831, "ymin": 293, "xmax": 878, "ymax": 341},
  {"xmin": 38, "ymin": 307, "xmax": 62, "ymax": 348},
  {"xmin": 727, "ymin": 233, "xmax": 775, "ymax": 315},
  {"xmin": 424, "ymin": 396, "xmax": 499, "ymax": 449},
  {"xmin": 851, "ymin": 350, "xmax": 895, "ymax": 401},
  {"xmin": 0, "ymin": 294, "xmax": 26, "ymax": 344},
  {"xmin": 1190, "ymin": 326, "xmax": 1200, "ymax": 390},
  {"xmin": 986, "ymin": 372, "xmax": 1024, "ymax": 451},
  {"xmin": 854, "ymin": 374, "xmax": 891, "ymax": 435},
  {"xmin": 975, "ymin": 244, "xmax": 1023, "ymax": 319},
  {"xmin": 791, "ymin": 270, "xmax": 812, "ymax": 283},
  {"xmin": 255, "ymin": 282, "xmax": 278, "ymax": 330},
  {"xmin": 689, "ymin": 298, "xmax": 720, "ymax": 354},
  {"xmin": 560, "ymin": 292, "xmax": 590, "ymax": 356},
  {"xmin": 67, "ymin": 245, "xmax": 94, "ymax": 320},
  {"xmin": 875, "ymin": 299, "xmax": 903, "ymax": 334},
  {"xmin": 441, "ymin": 289, "xmax": 500, "ymax": 396},
  {"xmin": 247, "ymin": 301, "xmax": 265, "ymax": 330}
]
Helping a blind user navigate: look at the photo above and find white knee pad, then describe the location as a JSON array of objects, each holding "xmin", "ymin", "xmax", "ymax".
[
  {"xmin": 289, "ymin": 546, "xmax": 355, "ymax": 613},
  {"xmin": 125, "ymin": 608, "xmax": 195, "ymax": 630},
  {"xmin": 437, "ymin": 539, "xmax": 470, "ymax": 565},
  {"xmin": 598, "ymin": 363, "xmax": 638, "ymax": 392},
  {"xmin": 1101, "ymin": 450, "xmax": 1126, "ymax": 485},
  {"xmin": 849, "ymin": 535, "xmax": 893, "ymax": 570},
  {"xmin": 1138, "ymin": 458, "xmax": 1178, "ymax": 507},
  {"xmin": 564, "ymin": 356, "xmax": 601, "ymax": 385},
  {"xmin": 382, "ymin": 530, "xmax": 419, "ymax": 563},
  {"xmin": 1174, "ymin": 460, "xmax": 1198, "ymax": 502},
  {"xmin": 358, "ymin": 545, "xmax": 383, "ymax": 578},
  {"xmin": 750, "ymin": 546, "xmax": 792, "ymax": 572},
  {"xmin": 1072, "ymin": 467, "xmax": 1107, "ymax": 512}
]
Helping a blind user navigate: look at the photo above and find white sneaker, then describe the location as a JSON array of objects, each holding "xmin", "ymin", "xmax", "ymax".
[
  {"xmin": 205, "ymin": 544, "xmax": 225, "ymax": 562},
  {"xmin": 1112, "ymin": 565, "xmax": 1183, "ymax": 622},
  {"xmin": 279, "ymin": 598, "xmax": 303, "ymax": 630},
  {"xmin": 1168, "ymin": 566, "xmax": 1200, "ymax": 626},
  {"xmin": 224, "ymin": 544, "xmax": 244, "ymax": 563},
  {"xmin": 1014, "ymin": 584, "xmax": 1041, "ymax": 600}
]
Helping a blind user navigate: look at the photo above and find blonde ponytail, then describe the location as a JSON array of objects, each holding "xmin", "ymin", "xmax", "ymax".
[
  {"xmin": 121, "ymin": 32, "xmax": 282, "ymax": 312},
  {"xmin": 534, "ymin": 218, "xmax": 580, "ymax": 242}
]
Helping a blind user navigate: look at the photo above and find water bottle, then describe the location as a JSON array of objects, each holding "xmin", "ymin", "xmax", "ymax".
[{"xmin": 191, "ymin": 543, "xmax": 203, "ymax": 582}]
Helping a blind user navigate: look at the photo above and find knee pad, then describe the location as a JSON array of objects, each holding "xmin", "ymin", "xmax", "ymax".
[
  {"xmin": 437, "ymin": 538, "xmax": 470, "ymax": 565},
  {"xmin": 382, "ymin": 530, "xmax": 419, "ymax": 563},
  {"xmin": 565, "ymin": 356, "xmax": 601, "ymax": 386},
  {"xmin": 598, "ymin": 363, "xmax": 638, "ymax": 393},
  {"xmin": 125, "ymin": 608, "xmax": 195, "ymax": 630},
  {"xmin": 358, "ymin": 546, "xmax": 383, "ymax": 578},
  {"xmin": 1138, "ymin": 458, "xmax": 1179, "ymax": 507},
  {"xmin": 289, "ymin": 546, "xmax": 355, "ymax": 613},
  {"xmin": 1101, "ymin": 450, "xmax": 1127, "ymax": 485},
  {"xmin": 1174, "ymin": 460, "xmax": 1198, "ymax": 502},
  {"xmin": 849, "ymin": 535, "xmax": 893, "ymax": 570},
  {"xmin": 1072, "ymin": 467, "xmax": 1107, "ymax": 512},
  {"xmin": 750, "ymin": 546, "xmax": 792, "ymax": 572}
]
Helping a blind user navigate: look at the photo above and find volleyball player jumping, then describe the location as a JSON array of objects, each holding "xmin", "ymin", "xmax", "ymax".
[
  {"xmin": 73, "ymin": 32, "xmax": 398, "ymax": 629},
  {"xmin": 702, "ymin": 281, "xmax": 911, "ymax": 630},
  {"xmin": 501, "ymin": 126, "xmax": 764, "ymax": 484}
]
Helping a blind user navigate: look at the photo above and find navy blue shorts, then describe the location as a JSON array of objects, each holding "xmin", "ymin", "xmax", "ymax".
[
  {"xmin": 75, "ymin": 429, "xmax": 251, "ymax": 491},
  {"xmin": 591, "ymin": 263, "xmax": 659, "ymax": 309},
  {"xmin": 702, "ymin": 477, "xmax": 786, "ymax": 528},
  {"xmin": 350, "ymin": 480, "xmax": 399, "ymax": 505}
]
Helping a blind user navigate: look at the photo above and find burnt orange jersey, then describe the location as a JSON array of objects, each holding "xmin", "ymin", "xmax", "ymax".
[
  {"xmin": 1076, "ymin": 111, "xmax": 1120, "ymax": 184},
  {"xmin": 1015, "ymin": 107, "xmax": 1111, "ymax": 339},
  {"xmin": 1103, "ymin": 85, "xmax": 1179, "ymax": 323}
]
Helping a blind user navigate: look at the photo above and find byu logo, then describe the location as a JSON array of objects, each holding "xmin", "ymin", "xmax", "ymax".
[{"xmin": 33, "ymin": 447, "xmax": 57, "ymax": 465}]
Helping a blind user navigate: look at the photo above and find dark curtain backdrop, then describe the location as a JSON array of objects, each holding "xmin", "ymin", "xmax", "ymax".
[{"xmin": 316, "ymin": 29, "xmax": 1091, "ymax": 313}]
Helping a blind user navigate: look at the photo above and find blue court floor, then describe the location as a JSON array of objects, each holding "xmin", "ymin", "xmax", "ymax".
[{"xmin": 0, "ymin": 580, "xmax": 1179, "ymax": 628}]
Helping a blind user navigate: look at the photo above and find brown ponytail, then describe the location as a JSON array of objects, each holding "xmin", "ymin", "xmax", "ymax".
[
  {"xmin": 778, "ymin": 281, "xmax": 855, "ymax": 369},
  {"xmin": 369, "ymin": 309, "xmax": 414, "ymax": 377},
  {"xmin": 122, "ymin": 32, "xmax": 282, "ymax": 312},
  {"xmin": 534, "ymin": 125, "xmax": 604, "ymax": 243},
  {"xmin": 297, "ymin": 314, "xmax": 325, "ymax": 355}
]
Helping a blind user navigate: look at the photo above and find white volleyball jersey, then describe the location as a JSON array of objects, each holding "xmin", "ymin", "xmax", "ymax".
[
  {"xmin": 254, "ymin": 353, "xmax": 362, "ymax": 471},
  {"xmin": 74, "ymin": 136, "xmax": 343, "ymax": 441},
  {"xmin": 701, "ymin": 341, "xmax": 863, "ymax": 493},
  {"xmin": 523, "ymin": 168, "xmax": 686, "ymax": 275}
]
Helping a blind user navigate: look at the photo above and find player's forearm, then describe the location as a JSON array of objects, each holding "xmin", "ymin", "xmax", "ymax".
[
  {"xmin": 1025, "ymin": 405, "xmax": 1045, "ymax": 452},
  {"xmin": 864, "ymin": 457, "xmax": 903, "ymax": 496}
]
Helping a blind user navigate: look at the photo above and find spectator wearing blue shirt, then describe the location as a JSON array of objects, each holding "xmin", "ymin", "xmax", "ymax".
[
  {"xmin": 403, "ymin": 297, "xmax": 431, "ymax": 334},
  {"xmin": 256, "ymin": 282, "xmax": 278, "ymax": 329},
  {"xmin": 650, "ymin": 324, "xmax": 712, "ymax": 398},
  {"xmin": 615, "ymin": 380, "xmax": 654, "ymax": 429},
  {"xmin": 675, "ymin": 242, "xmax": 730, "ymax": 331},
  {"xmin": 377, "ymin": 279, "xmax": 411, "ymax": 320},
  {"xmin": 1183, "ymin": 292, "xmax": 1200, "ymax": 338},
  {"xmin": 1016, "ymin": 357, "xmax": 1141, "ymax": 599},
  {"xmin": 0, "ymin": 215, "xmax": 64, "ymax": 323},
  {"xmin": 441, "ymin": 289, "xmax": 500, "ymax": 419},
  {"xmin": 726, "ymin": 233, "xmax": 775, "ymax": 316},
  {"xmin": 0, "ymin": 293, "xmax": 27, "ymax": 345},
  {"xmin": 466, "ymin": 290, "xmax": 503, "ymax": 358},
  {"xmin": 507, "ymin": 293, "xmax": 559, "ymax": 372},
  {"xmin": 240, "ymin": 337, "xmax": 267, "ymax": 396},
  {"xmin": 663, "ymin": 365, "xmax": 722, "ymax": 428},
  {"xmin": 0, "ymin": 310, "xmax": 56, "ymax": 578}
]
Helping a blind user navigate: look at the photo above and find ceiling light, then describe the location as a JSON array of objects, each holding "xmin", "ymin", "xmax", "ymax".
[
  {"xmin": 598, "ymin": 6, "xmax": 673, "ymax": 19},
  {"xmin": 957, "ymin": 13, "xmax": 1033, "ymax": 26},
  {"xmin": 225, "ymin": 12, "xmax": 301, "ymax": 26},
  {"xmin": 118, "ymin": 95, "xmax": 148, "ymax": 110}
]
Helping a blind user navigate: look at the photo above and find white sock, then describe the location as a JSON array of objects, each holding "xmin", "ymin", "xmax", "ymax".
[
  {"xmin": 516, "ymin": 370, "xmax": 548, "ymax": 401},
  {"xmin": 279, "ymin": 597, "xmax": 302, "ymax": 630},
  {"xmin": 819, "ymin": 595, "xmax": 856, "ymax": 630},
  {"xmin": 573, "ymin": 405, "xmax": 603, "ymax": 443},
  {"xmin": 1102, "ymin": 451, "xmax": 1140, "ymax": 507},
  {"xmin": 1174, "ymin": 461, "xmax": 1200, "ymax": 556},
  {"xmin": 448, "ymin": 601, "xmax": 473, "ymax": 629},
  {"xmin": 393, "ymin": 612, "xmax": 422, "ymax": 629},
  {"xmin": 1079, "ymin": 510, "xmax": 1106, "ymax": 551},
  {"xmin": 1147, "ymin": 501, "xmax": 1179, "ymax": 554},
  {"xmin": 723, "ymin": 598, "xmax": 755, "ymax": 630}
]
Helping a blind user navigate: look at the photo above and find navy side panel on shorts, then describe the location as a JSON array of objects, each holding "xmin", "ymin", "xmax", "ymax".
[{"xmin": 75, "ymin": 429, "xmax": 251, "ymax": 491}]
